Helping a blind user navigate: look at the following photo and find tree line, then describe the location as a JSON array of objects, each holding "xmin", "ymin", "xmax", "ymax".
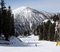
[
  {"xmin": 0, "ymin": 0, "xmax": 15, "ymax": 41},
  {"xmin": 34, "ymin": 14, "xmax": 59, "ymax": 41}
]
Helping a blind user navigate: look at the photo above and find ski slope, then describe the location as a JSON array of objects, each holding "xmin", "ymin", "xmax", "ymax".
[
  {"xmin": 0, "ymin": 35, "xmax": 60, "ymax": 52},
  {"xmin": 18, "ymin": 35, "xmax": 56, "ymax": 47},
  {"xmin": 0, "ymin": 46, "xmax": 60, "ymax": 52},
  {"xmin": 0, "ymin": 35, "xmax": 58, "ymax": 47}
]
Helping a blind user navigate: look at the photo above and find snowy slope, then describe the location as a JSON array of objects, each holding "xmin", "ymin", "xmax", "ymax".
[
  {"xmin": 18, "ymin": 35, "xmax": 56, "ymax": 47},
  {"xmin": 0, "ymin": 46, "xmax": 60, "ymax": 52},
  {"xmin": 0, "ymin": 35, "xmax": 60, "ymax": 52},
  {"xmin": 18, "ymin": 34, "xmax": 39, "ymax": 42},
  {"xmin": 13, "ymin": 7, "xmax": 52, "ymax": 34},
  {"xmin": 0, "ymin": 35, "xmax": 57, "ymax": 47},
  {"xmin": 0, "ymin": 39, "xmax": 60, "ymax": 52},
  {"xmin": 0, "ymin": 36, "xmax": 31, "ymax": 47}
]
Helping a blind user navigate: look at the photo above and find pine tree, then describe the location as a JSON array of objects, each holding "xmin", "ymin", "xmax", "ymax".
[
  {"xmin": 0, "ymin": 0, "xmax": 6, "ymax": 35},
  {"xmin": 0, "ymin": 8, "xmax": 1, "ymax": 36},
  {"xmin": 39, "ymin": 24, "xmax": 43, "ymax": 40},
  {"xmin": 0, "ymin": 0, "xmax": 15, "ymax": 41},
  {"xmin": 7, "ymin": 6, "xmax": 15, "ymax": 37}
]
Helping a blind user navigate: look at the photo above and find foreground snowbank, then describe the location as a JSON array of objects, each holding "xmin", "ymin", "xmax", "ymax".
[
  {"xmin": 0, "ymin": 35, "xmax": 57, "ymax": 47},
  {"xmin": 0, "ymin": 46, "xmax": 60, "ymax": 52},
  {"xmin": 18, "ymin": 34, "xmax": 39, "ymax": 42},
  {"xmin": 9, "ymin": 36, "xmax": 29, "ymax": 47},
  {"xmin": 18, "ymin": 35, "xmax": 56, "ymax": 46},
  {"xmin": 0, "ymin": 36, "xmax": 60, "ymax": 52}
]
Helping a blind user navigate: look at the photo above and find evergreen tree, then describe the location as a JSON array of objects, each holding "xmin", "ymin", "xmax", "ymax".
[
  {"xmin": 37, "ymin": 19, "xmax": 56, "ymax": 41},
  {"xmin": 0, "ymin": 0, "xmax": 6, "ymax": 35},
  {"xmin": 7, "ymin": 6, "xmax": 15, "ymax": 37},
  {"xmin": 39, "ymin": 24, "xmax": 43, "ymax": 40},
  {"xmin": 0, "ymin": 8, "xmax": 1, "ymax": 35},
  {"xmin": 0, "ymin": 0, "xmax": 15, "ymax": 41}
]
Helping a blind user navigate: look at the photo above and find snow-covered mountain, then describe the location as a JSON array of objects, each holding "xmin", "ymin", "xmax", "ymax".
[{"xmin": 13, "ymin": 6, "xmax": 52, "ymax": 34}]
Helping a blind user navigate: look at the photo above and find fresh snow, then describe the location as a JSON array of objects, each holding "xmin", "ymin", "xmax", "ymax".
[
  {"xmin": 18, "ymin": 35, "xmax": 56, "ymax": 46},
  {"xmin": 0, "ymin": 35, "xmax": 57, "ymax": 47},
  {"xmin": 18, "ymin": 34, "xmax": 39, "ymax": 42},
  {"xmin": 13, "ymin": 6, "xmax": 27, "ymax": 16},
  {"xmin": 0, "ymin": 45, "xmax": 60, "ymax": 52},
  {"xmin": 0, "ymin": 35, "xmax": 60, "ymax": 52},
  {"xmin": 43, "ymin": 19, "xmax": 54, "ymax": 24},
  {"xmin": 9, "ymin": 36, "xmax": 29, "ymax": 47}
]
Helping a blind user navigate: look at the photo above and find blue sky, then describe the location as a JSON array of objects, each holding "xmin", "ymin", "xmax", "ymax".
[{"xmin": 5, "ymin": 0, "xmax": 60, "ymax": 13}]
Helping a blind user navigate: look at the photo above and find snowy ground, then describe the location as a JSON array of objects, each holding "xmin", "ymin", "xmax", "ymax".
[
  {"xmin": 0, "ymin": 35, "xmax": 60, "ymax": 52},
  {"xmin": 0, "ymin": 46, "xmax": 60, "ymax": 52},
  {"xmin": 18, "ymin": 35, "xmax": 56, "ymax": 46},
  {"xmin": 0, "ymin": 35, "xmax": 58, "ymax": 47}
]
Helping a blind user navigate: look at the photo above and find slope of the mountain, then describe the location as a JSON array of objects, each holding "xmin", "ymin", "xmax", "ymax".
[{"xmin": 13, "ymin": 6, "xmax": 52, "ymax": 34}]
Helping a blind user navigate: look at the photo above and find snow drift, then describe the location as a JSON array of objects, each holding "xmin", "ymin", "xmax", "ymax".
[{"xmin": 0, "ymin": 35, "xmax": 57, "ymax": 47}]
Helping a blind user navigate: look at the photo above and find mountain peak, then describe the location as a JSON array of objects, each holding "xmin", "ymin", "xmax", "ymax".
[
  {"xmin": 13, "ymin": 6, "xmax": 32, "ymax": 14},
  {"xmin": 13, "ymin": 6, "xmax": 52, "ymax": 34}
]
